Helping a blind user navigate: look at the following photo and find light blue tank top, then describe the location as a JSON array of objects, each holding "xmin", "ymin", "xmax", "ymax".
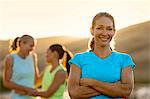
[{"xmin": 10, "ymin": 53, "xmax": 35, "ymax": 99}]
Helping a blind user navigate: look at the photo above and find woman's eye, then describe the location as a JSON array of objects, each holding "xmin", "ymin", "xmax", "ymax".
[
  {"xmin": 107, "ymin": 28, "xmax": 113, "ymax": 30},
  {"xmin": 96, "ymin": 27, "xmax": 102, "ymax": 29}
]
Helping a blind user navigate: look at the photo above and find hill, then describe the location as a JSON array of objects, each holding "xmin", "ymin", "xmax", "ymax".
[
  {"xmin": 0, "ymin": 21, "xmax": 149, "ymax": 84},
  {"xmin": 114, "ymin": 21, "xmax": 150, "ymax": 83}
]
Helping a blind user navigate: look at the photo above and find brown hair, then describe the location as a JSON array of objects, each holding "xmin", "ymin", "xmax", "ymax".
[
  {"xmin": 89, "ymin": 37, "xmax": 94, "ymax": 51},
  {"xmin": 10, "ymin": 37, "xmax": 20, "ymax": 51},
  {"xmin": 48, "ymin": 44, "xmax": 72, "ymax": 76}
]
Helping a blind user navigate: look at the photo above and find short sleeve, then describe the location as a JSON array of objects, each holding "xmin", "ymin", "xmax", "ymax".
[
  {"xmin": 69, "ymin": 53, "xmax": 82, "ymax": 69},
  {"xmin": 121, "ymin": 54, "xmax": 136, "ymax": 70}
]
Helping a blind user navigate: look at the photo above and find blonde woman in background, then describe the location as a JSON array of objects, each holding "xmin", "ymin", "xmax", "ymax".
[{"xmin": 3, "ymin": 35, "xmax": 39, "ymax": 99}]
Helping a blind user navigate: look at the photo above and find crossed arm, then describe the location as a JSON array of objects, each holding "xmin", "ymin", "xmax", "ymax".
[
  {"xmin": 68, "ymin": 64, "xmax": 134, "ymax": 99},
  {"xmin": 68, "ymin": 64, "xmax": 101, "ymax": 99},
  {"xmin": 80, "ymin": 66, "xmax": 134, "ymax": 98}
]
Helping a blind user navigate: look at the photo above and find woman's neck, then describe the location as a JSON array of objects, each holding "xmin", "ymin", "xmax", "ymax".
[
  {"xmin": 17, "ymin": 51, "xmax": 27, "ymax": 59},
  {"xmin": 50, "ymin": 59, "xmax": 59, "ymax": 72},
  {"xmin": 93, "ymin": 45, "xmax": 112, "ymax": 58}
]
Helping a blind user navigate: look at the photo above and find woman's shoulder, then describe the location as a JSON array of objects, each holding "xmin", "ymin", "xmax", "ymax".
[
  {"xmin": 30, "ymin": 52, "xmax": 37, "ymax": 59},
  {"xmin": 113, "ymin": 51, "xmax": 135, "ymax": 69},
  {"xmin": 5, "ymin": 53, "xmax": 15, "ymax": 59},
  {"xmin": 70, "ymin": 51, "xmax": 91, "ymax": 63},
  {"xmin": 113, "ymin": 50, "xmax": 130, "ymax": 57},
  {"xmin": 59, "ymin": 64, "xmax": 66, "ymax": 71},
  {"xmin": 4, "ymin": 54, "xmax": 14, "ymax": 65},
  {"xmin": 74, "ymin": 51, "xmax": 91, "ymax": 57}
]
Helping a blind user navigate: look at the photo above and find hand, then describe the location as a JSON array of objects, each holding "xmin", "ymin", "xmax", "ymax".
[
  {"xmin": 35, "ymin": 91, "xmax": 44, "ymax": 97},
  {"xmin": 25, "ymin": 88, "xmax": 37, "ymax": 96},
  {"xmin": 80, "ymin": 78, "xmax": 93, "ymax": 87},
  {"xmin": 15, "ymin": 90, "xmax": 27, "ymax": 95}
]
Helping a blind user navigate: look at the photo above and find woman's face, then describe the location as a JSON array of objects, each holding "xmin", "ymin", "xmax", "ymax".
[
  {"xmin": 46, "ymin": 49, "xmax": 55, "ymax": 63},
  {"xmin": 20, "ymin": 39, "xmax": 35, "ymax": 56},
  {"xmin": 91, "ymin": 16, "xmax": 115, "ymax": 47}
]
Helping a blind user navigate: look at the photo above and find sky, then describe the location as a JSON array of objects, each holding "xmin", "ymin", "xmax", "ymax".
[{"xmin": 0, "ymin": 0, "xmax": 149, "ymax": 40}]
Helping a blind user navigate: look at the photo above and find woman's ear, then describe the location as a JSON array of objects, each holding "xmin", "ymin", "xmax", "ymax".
[
  {"xmin": 19, "ymin": 41, "xmax": 24, "ymax": 47},
  {"xmin": 54, "ymin": 51, "xmax": 59, "ymax": 59},
  {"xmin": 112, "ymin": 27, "xmax": 116, "ymax": 32},
  {"xmin": 90, "ymin": 27, "xmax": 94, "ymax": 36}
]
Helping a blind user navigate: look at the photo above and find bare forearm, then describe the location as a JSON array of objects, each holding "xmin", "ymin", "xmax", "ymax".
[
  {"xmin": 4, "ymin": 81, "xmax": 34, "ymax": 95},
  {"xmin": 69, "ymin": 86, "xmax": 101, "ymax": 99},
  {"xmin": 36, "ymin": 92, "xmax": 49, "ymax": 98},
  {"xmin": 36, "ymin": 83, "xmax": 64, "ymax": 98},
  {"xmin": 91, "ymin": 80, "xmax": 132, "ymax": 98},
  {"xmin": 15, "ymin": 90, "xmax": 27, "ymax": 95},
  {"xmin": 36, "ymin": 89, "xmax": 55, "ymax": 98}
]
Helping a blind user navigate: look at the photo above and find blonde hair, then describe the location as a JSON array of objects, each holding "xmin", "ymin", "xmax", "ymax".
[
  {"xmin": 19, "ymin": 35, "xmax": 35, "ymax": 46},
  {"xmin": 91, "ymin": 12, "xmax": 115, "ymax": 30}
]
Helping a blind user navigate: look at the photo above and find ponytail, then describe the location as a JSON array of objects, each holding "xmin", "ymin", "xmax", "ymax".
[
  {"xmin": 49, "ymin": 44, "xmax": 73, "ymax": 76},
  {"xmin": 9, "ymin": 37, "xmax": 20, "ymax": 53},
  {"xmin": 62, "ymin": 51, "xmax": 73, "ymax": 76},
  {"xmin": 89, "ymin": 37, "xmax": 94, "ymax": 51}
]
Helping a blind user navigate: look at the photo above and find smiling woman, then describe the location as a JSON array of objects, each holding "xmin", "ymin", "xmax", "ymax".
[
  {"xmin": 68, "ymin": 12, "xmax": 136, "ymax": 99},
  {"xmin": 3, "ymin": 35, "xmax": 39, "ymax": 99}
]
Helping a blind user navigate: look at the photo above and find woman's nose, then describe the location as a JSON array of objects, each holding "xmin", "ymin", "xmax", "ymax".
[{"xmin": 101, "ymin": 30, "xmax": 107, "ymax": 35}]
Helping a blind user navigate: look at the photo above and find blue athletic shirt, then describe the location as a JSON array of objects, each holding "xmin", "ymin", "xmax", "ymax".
[{"xmin": 69, "ymin": 51, "xmax": 135, "ymax": 99}]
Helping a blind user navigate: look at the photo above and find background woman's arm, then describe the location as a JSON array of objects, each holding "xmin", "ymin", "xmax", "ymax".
[
  {"xmin": 35, "ymin": 70, "xmax": 66, "ymax": 98},
  {"xmin": 3, "ymin": 55, "xmax": 37, "ymax": 96}
]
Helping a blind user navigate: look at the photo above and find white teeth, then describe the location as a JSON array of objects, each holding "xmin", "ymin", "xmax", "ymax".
[
  {"xmin": 98, "ymin": 37, "xmax": 108, "ymax": 41},
  {"xmin": 101, "ymin": 38, "xmax": 107, "ymax": 41}
]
